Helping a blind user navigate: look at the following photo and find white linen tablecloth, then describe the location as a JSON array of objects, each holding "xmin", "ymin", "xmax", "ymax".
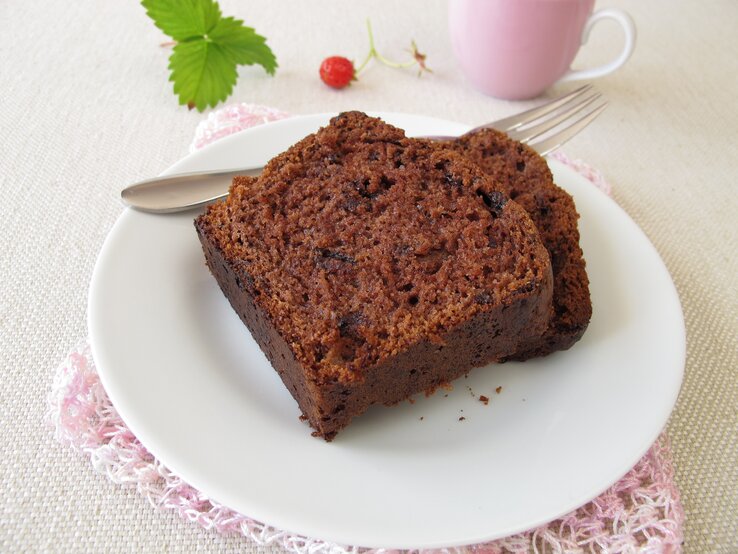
[{"xmin": 1, "ymin": 0, "xmax": 736, "ymax": 551}]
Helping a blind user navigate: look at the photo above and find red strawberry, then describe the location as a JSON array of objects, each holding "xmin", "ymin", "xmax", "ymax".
[{"xmin": 319, "ymin": 56, "xmax": 356, "ymax": 89}]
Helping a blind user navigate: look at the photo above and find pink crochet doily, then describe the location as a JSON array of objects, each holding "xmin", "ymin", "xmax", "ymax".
[{"xmin": 48, "ymin": 103, "xmax": 684, "ymax": 553}]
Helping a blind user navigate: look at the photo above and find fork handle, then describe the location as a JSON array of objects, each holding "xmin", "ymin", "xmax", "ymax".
[
  {"xmin": 120, "ymin": 167, "xmax": 263, "ymax": 213},
  {"xmin": 120, "ymin": 136, "xmax": 548, "ymax": 214}
]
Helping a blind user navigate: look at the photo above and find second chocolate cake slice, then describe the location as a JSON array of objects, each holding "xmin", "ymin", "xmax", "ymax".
[
  {"xmin": 195, "ymin": 112, "xmax": 553, "ymax": 440},
  {"xmin": 450, "ymin": 129, "xmax": 592, "ymax": 360}
]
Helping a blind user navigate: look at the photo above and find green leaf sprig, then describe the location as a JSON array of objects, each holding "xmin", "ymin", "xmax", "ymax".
[{"xmin": 141, "ymin": 0, "xmax": 277, "ymax": 111}]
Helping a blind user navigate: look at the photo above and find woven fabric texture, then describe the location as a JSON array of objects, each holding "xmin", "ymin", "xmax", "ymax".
[{"xmin": 1, "ymin": 0, "xmax": 736, "ymax": 551}]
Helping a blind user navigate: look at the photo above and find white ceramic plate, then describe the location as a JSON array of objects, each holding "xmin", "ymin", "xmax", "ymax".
[{"xmin": 88, "ymin": 113, "xmax": 685, "ymax": 548}]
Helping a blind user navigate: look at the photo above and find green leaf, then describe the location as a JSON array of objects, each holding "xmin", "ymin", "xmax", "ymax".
[
  {"xmin": 209, "ymin": 17, "xmax": 277, "ymax": 75},
  {"xmin": 142, "ymin": 0, "xmax": 221, "ymax": 41},
  {"xmin": 169, "ymin": 40, "xmax": 237, "ymax": 111},
  {"xmin": 143, "ymin": 0, "xmax": 278, "ymax": 111}
]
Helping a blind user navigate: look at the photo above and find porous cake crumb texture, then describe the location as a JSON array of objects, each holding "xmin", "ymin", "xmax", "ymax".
[{"xmin": 196, "ymin": 112, "xmax": 554, "ymax": 439}]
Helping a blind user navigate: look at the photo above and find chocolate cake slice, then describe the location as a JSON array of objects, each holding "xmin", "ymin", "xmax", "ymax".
[
  {"xmin": 195, "ymin": 112, "xmax": 553, "ymax": 440},
  {"xmin": 450, "ymin": 129, "xmax": 591, "ymax": 360}
]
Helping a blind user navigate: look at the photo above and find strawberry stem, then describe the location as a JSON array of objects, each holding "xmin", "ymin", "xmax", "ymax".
[{"xmin": 355, "ymin": 19, "xmax": 422, "ymax": 76}]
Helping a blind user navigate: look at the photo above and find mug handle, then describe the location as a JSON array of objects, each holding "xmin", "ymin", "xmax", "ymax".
[{"xmin": 560, "ymin": 8, "xmax": 636, "ymax": 82}]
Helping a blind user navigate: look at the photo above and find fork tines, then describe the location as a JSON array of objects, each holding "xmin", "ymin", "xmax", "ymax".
[{"xmin": 481, "ymin": 84, "xmax": 608, "ymax": 156}]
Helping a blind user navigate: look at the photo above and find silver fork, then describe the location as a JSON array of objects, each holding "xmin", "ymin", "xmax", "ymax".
[{"xmin": 122, "ymin": 85, "xmax": 606, "ymax": 213}]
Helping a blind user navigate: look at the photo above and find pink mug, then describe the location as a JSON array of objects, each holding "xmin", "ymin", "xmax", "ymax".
[{"xmin": 449, "ymin": 0, "xmax": 636, "ymax": 100}]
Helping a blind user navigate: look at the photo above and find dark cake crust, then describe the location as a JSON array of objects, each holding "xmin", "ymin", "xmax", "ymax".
[
  {"xmin": 451, "ymin": 129, "xmax": 591, "ymax": 360},
  {"xmin": 195, "ymin": 112, "xmax": 554, "ymax": 440}
]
